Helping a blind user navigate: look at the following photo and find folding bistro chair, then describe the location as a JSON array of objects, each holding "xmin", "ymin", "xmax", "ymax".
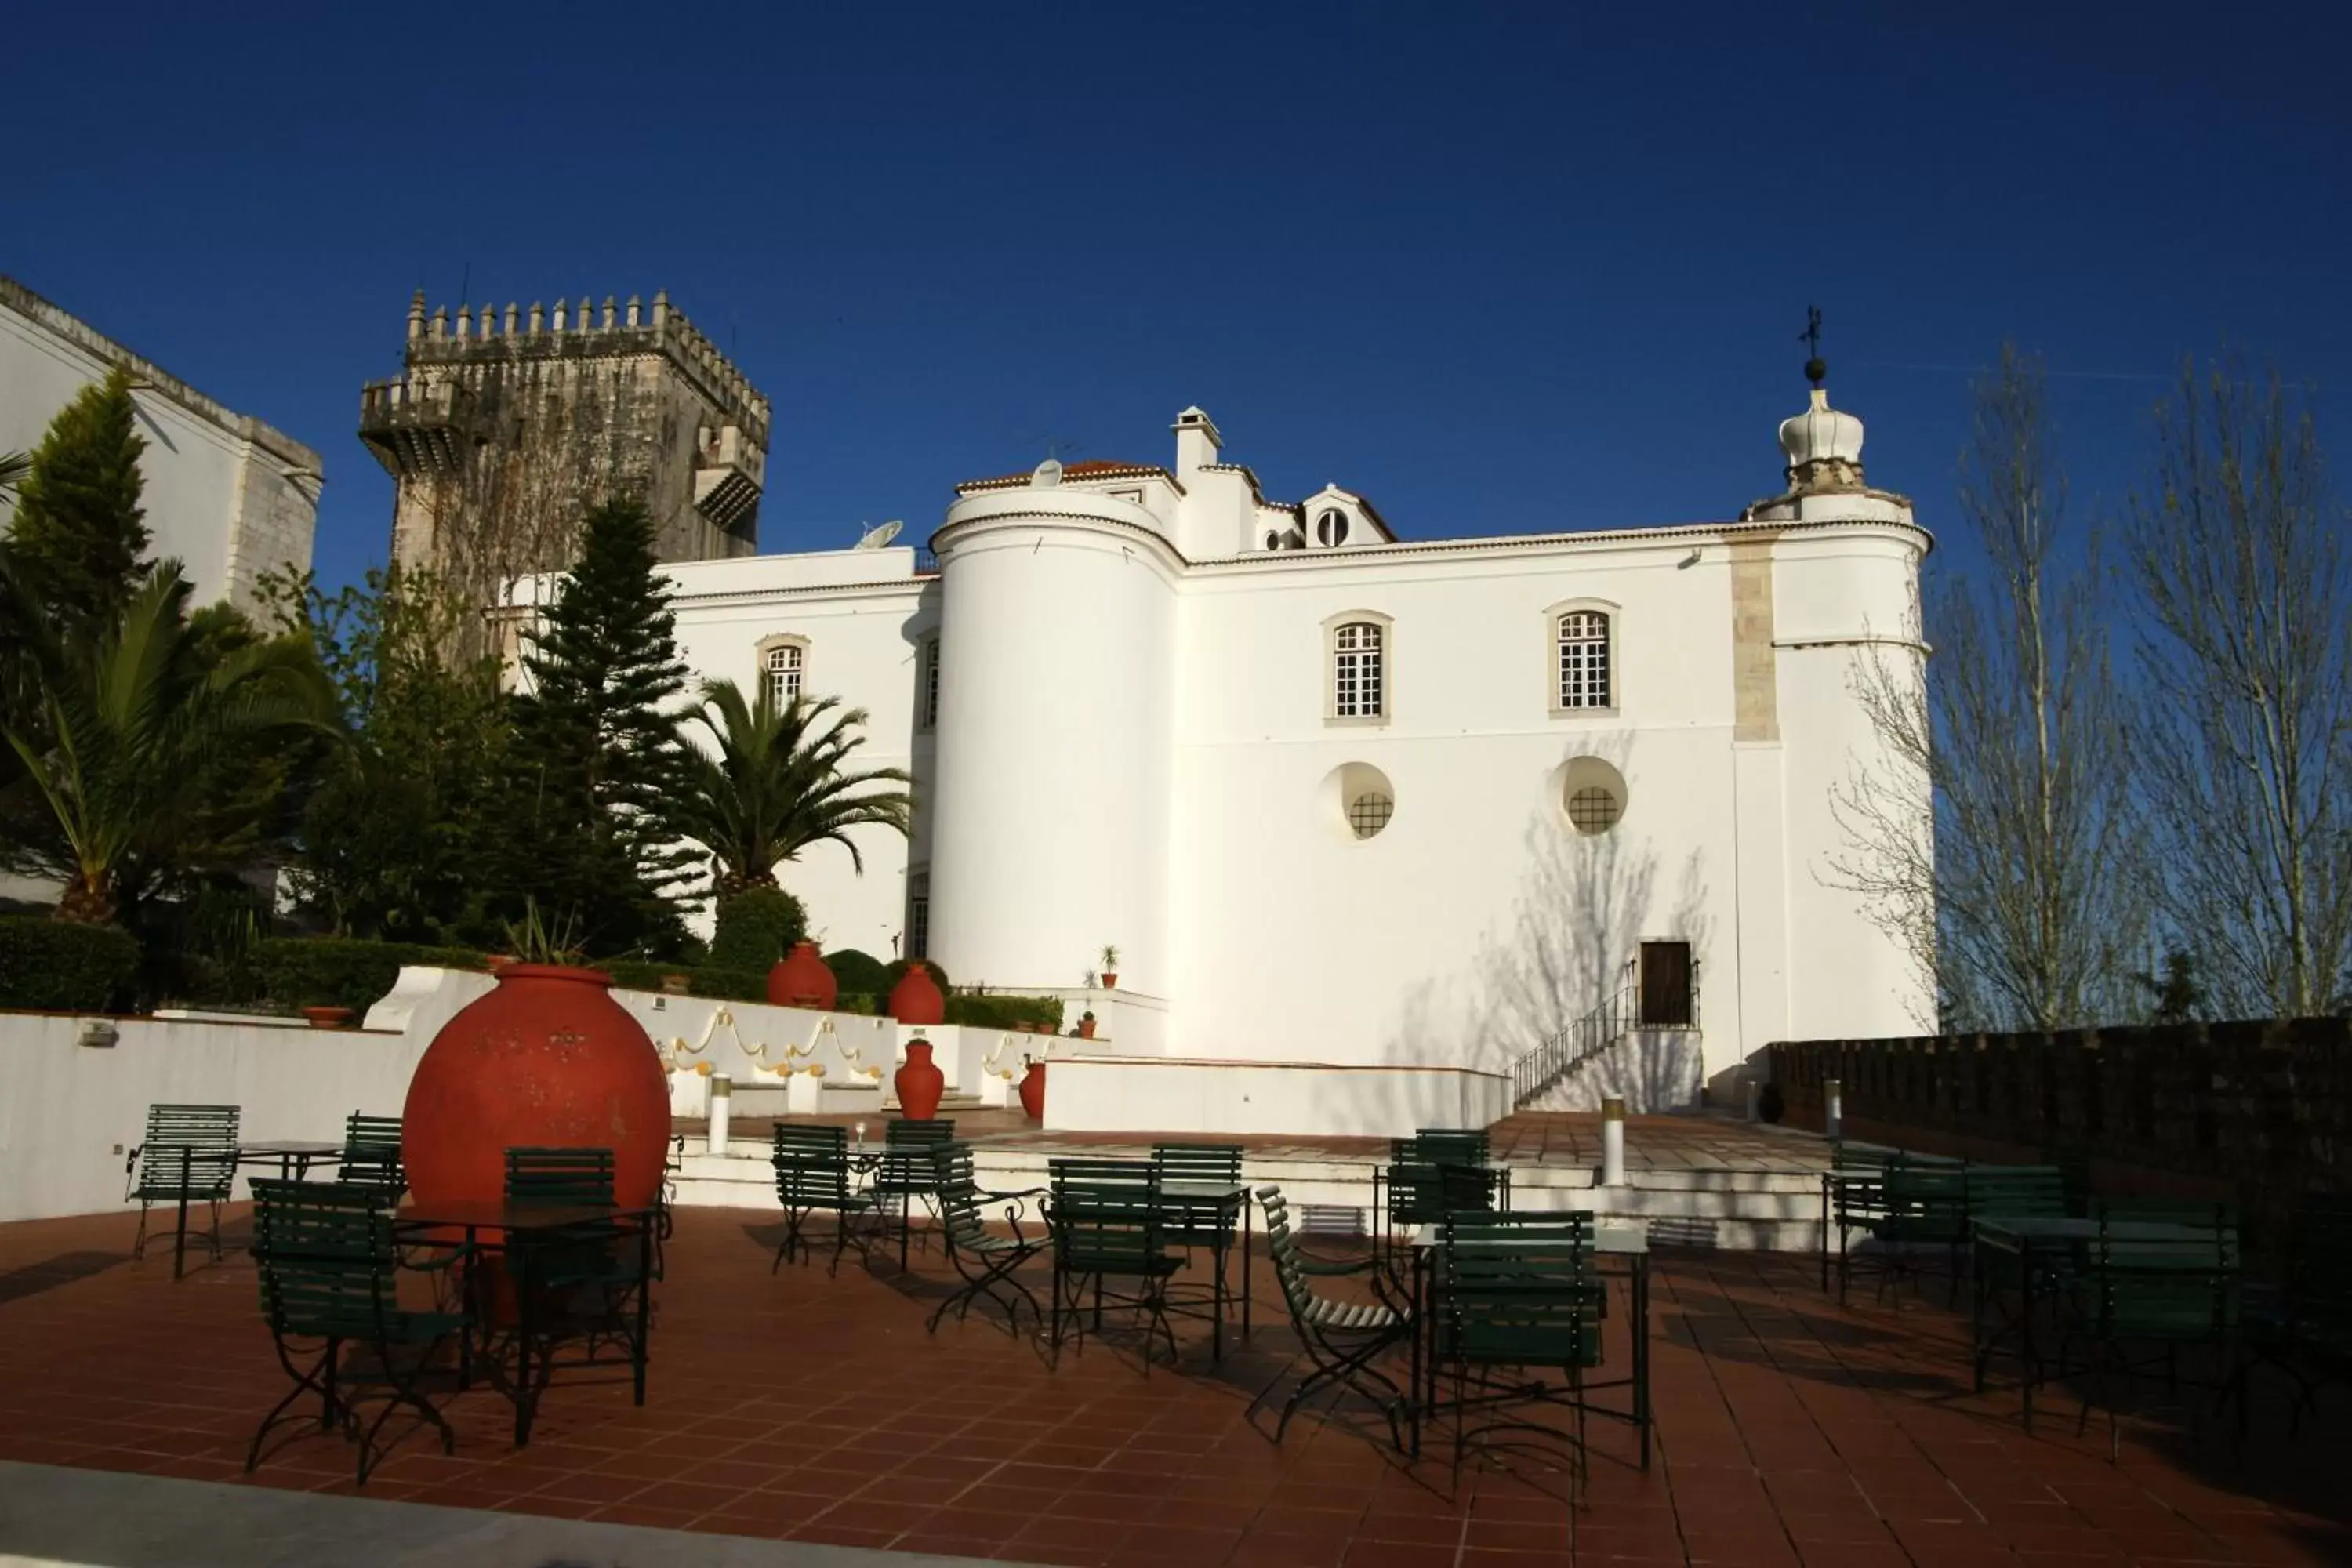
[
  {"xmin": 339, "ymin": 1113, "xmax": 407, "ymax": 1203},
  {"xmin": 1047, "ymin": 1158, "xmax": 1180, "ymax": 1369},
  {"xmin": 771, "ymin": 1124, "xmax": 881, "ymax": 1274},
  {"xmin": 125, "ymin": 1103, "xmax": 241, "ymax": 1274},
  {"xmin": 927, "ymin": 1142, "xmax": 1048, "ymax": 1335},
  {"xmin": 1436, "ymin": 1210, "xmax": 1602, "ymax": 1486},
  {"xmin": 1249, "ymin": 1184, "xmax": 1413, "ymax": 1450},
  {"xmin": 247, "ymin": 1178, "xmax": 470, "ymax": 1486}
]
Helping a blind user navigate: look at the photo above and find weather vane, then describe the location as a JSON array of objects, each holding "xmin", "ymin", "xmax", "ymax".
[{"xmin": 1799, "ymin": 305, "xmax": 1826, "ymax": 386}]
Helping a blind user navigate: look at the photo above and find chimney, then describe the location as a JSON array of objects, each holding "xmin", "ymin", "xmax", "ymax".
[{"xmin": 1171, "ymin": 406, "xmax": 1223, "ymax": 482}]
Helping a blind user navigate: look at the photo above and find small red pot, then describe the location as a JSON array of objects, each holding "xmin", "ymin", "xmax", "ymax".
[
  {"xmin": 1018, "ymin": 1060, "xmax": 1046, "ymax": 1121},
  {"xmin": 1100, "ymin": 972, "xmax": 1118, "ymax": 989},
  {"xmin": 896, "ymin": 1039, "xmax": 946, "ymax": 1120},
  {"xmin": 1076, "ymin": 1017, "xmax": 1096, "ymax": 1040},
  {"xmin": 302, "ymin": 1005, "xmax": 356, "ymax": 1029}
]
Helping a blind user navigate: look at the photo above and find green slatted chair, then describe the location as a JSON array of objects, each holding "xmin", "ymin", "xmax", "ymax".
[
  {"xmin": 1047, "ymin": 1159, "xmax": 1180, "ymax": 1369},
  {"xmin": 1250, "ymin": 1185, "xmax": 1412, "ymax": 1450},
  {"xmin": 247, "ymin": 1179, "xmax": 469, "ymax": 1485},
  {"xmin": 1152, "ymin": 1141, "xmax": 1243, "ymax": 1256},
  {"xmin": 500, "ymin": 1146, "xmax": 644, "ymax": 1373},
  {"xmin": 870, "ymin": 1120, "xmax": 956, "ymax": 1269},
  {"xmin": 1842, "ymin": 1157, "xmax": 1969, "ymax": 1307},
  {"xmin": 1414, "ymin": 1129, "xmax": 1492, "ymax": 1167},
  {"xmin": 2062, "ymin": 1207, "xmax": 2241, "ymax": 1460},
  {"xmin": 125, "ymin": 1103, "xmax": 241, "ymax": 1268},
  {"xmin": 927, "ymin": 1142, "xmax": 1048, "ymax": 1335},
  {"xmin": 1436, "ymin": 1210, "xmax": 1602, "ymax": 1486},
  {"xmin": 2234, "ymin": 1194, "xmax": 2352, "ymax": 1435},
  {"xmin": 340, "ymin": 1113, "xmax": 406, "ymax": 1203},
  {"xmin": 771, "ymin": 1124, "xmax": 880, "ymax": 1274}
]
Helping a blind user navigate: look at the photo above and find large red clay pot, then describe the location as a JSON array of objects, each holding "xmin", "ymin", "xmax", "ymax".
[
  {"xmin": 401, "ymin": 964, "xmax": 672, "ymax": 1217},
  {"xmin": 895, "ymin": 1038, "xmax": 946, "ymax": 1120},
  {"xmin": 1018, "ymin": 1060, "xmax": 1046, "ymax": 1122},
  {"xmin": 887, "ymin": 960, "xmax": 946, "ymax": 1025},
  {"xmin": 768, "ymin": 942, "xmax": 837, "ymax": 1009}
]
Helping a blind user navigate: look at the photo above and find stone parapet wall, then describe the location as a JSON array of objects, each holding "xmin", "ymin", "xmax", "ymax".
[{"xmin": 1769, "ymin": 1018, "xmax": 2350, "ymax": 1241}]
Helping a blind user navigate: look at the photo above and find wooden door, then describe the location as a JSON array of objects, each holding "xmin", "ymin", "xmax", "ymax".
[{"xmin": 1639, "ymin": 941, "xmax": 1693, "ymax": 1027}]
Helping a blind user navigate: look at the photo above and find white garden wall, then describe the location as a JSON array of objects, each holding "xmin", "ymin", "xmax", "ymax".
[{"xmin": 1043, "ymin": 1055, "xmax": 1510, "ymax": 1138}]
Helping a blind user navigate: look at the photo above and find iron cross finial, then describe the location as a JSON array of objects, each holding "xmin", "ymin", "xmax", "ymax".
[{"xmin": 1800, "ymin": 306, "xmax": 1826, "ymax": 386}]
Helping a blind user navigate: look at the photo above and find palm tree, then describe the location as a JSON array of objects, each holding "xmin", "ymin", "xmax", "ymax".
[
  {"xmin": 670, "ymin": 678, "xmax": 913, "ymax": 899},
  {"xmin": 2, "ymin": 564, "xmax": 340, "ymax": 924},
  {"xmin": 0, "ymin": 450, "xmax": 29, "ymax": 502}
]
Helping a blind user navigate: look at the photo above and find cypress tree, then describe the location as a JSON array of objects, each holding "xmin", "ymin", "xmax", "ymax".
[
  {"xmin": 6, "ymin": 368, "xmax": 152, "ymax": 636},
  {"xmin": 502, "ymin": 497, "xmax": 695, "ymax": 956}
]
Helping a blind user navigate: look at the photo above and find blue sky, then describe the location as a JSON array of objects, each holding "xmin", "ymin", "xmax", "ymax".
[{"xmin": 7, "ymin": 2, "xmax": 2346, "ymax": 594}]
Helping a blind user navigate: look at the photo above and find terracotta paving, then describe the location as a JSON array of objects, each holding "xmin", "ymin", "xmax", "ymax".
[
  {"xmin": 706, "ymin": 1110, "xmax": 1831, "ymax": 1174},
  {"xmin": 0, "ymin": 1203, "xmax": 2343, "ymax": 1566}
]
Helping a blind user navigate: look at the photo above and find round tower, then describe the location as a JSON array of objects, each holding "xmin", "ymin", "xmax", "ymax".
[{"xmin": 926, "ymin": 461, "xmax": 1178, "ymax": 996}]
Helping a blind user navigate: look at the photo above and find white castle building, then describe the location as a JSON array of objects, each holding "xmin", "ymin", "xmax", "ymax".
[{"xmin": 513, "ymin": 370, "xmax": 1931, "ymax": 1130}]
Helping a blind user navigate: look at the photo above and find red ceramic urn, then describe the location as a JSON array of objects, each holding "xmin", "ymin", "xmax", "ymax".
[
  {"xmin": 768, "ymin": 941, "xmax": 837, "ymax": 1009},
  {"xmin": 1018, "ymin": 1060, "xmax": 1046, "ymax": 1122},
  {"xmin": 887, "ymin": 960, "xmax": 946, "ymax": 1025},
  {"xmin": 401, "ymin": 964, "xmax": 672, "ymax": 1214},
  {"xmin": 895, "ymin": 1038, "xmax": 946, "ymax": 1120}
]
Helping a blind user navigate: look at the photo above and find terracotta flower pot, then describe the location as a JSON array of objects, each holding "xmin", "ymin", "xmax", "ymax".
[
  {"xmin": 895, "ymin": 1039, "xmax": 946, "ymax": 1120},
  {"xmin": 887, "ymin": 960, "xmax": 946, "ymax": 1025},
  {"xmin": 659, "ymin": 974, "xmax": 690, "ymax": 996},
  {"xmin": 402, "ymin": 962, "xmax": 671, "ymax": 1225},
  {"xmin": 768, "ymin": 941, "xmax": 837, "ymax": 1009},
  {"xmin": 1018, "ymin": 1060, "xmax": 1046, "ymax": 1122},
  {"xmin": 1100, "ymin": 972, "xmax": 1118, "ymax": 990},
  {"xmin": 1076, "ymin": 1017, "xmax": 1095, "ymax": 1040},
  {"xmin": 302, "ymin": 1005, "xmax": 356, "ymax": 1029}
]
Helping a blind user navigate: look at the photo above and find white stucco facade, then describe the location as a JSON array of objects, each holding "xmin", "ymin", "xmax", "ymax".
[
  {"xmin": 0, "ymin": 274, "xmax": 321, "ymax": 616},
  {"xmin": 513, "ymin": 383, "xmax": 1933, "ymax": 1126}
]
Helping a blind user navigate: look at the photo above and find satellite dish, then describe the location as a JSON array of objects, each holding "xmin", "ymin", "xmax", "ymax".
[{"xmin": 853, "ymin": 520, "xmax": 903, "ymax": 550}]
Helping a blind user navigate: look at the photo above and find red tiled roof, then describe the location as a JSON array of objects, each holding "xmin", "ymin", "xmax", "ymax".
[{"xmin": 954, "ymin": 459, "xmax": 1180, "ymax": 495}]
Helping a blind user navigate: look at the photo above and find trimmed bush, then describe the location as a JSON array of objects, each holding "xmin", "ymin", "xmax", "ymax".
[
  {"xmin": 825, "ymin": 948, "xmax": 890, "ymax": 997},
  {"xmin": 253, "ymin": 938, "xmax": 486, "ymax": 1013},
  {"xmin": 708, "ymin": 887, "xmax": 807, "ymax": 972},
  {"xmin": 0, "ymin": 916, "xmax": 142, "ymax": 1012},
  {"xmin": 945, "ymin": 993, "xmax": 1065, "ymax": 1033},
  {"xmin": 834, "ymin": 991, "xmax": 878, "ymax": 1016},
  {"xmin": 688, "ymin": 965, "xmax": 769, "ymax": 1003}
]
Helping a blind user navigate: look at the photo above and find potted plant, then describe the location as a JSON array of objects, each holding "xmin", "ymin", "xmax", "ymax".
[
  {"xmin": 1076, "ymin": 1010, "xmax": 1097, "ymax": 1040},
  {"xmin": 660, "ymin": 973, "xmax": 691, "ymax": 996},
  {"xmin": 303, "ymin": 1005, "xmax": 357, "ymax": 1029},
  {"xmin": 1098, "ymin": 945, "xmax": 1120, "ymax": 989}
]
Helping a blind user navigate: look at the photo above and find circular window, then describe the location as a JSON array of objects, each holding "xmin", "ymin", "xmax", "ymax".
[
  {"xmin": 1566, "ymin": 786, "xmax": 1621, "ymax": 835},
  {"xmin": 1316, "ymin": 508, "xmax": 1348, "ymax": 546},
  {"xmin": 1319, "ymin": 761, "xmax": 1396, "ymax": 843},
  {"xmin": 1550, "ymin": 755, "xmax": 1628, "ymax": 837},
  {"xmin": 1348, "ymin": 791, "xmax": 1394, "ymax": 839}
]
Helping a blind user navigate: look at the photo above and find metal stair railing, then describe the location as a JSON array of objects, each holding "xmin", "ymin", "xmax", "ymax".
[{"xmin": 1508, "ymin": 959, "xmax": 1703, "ymax": 1109}]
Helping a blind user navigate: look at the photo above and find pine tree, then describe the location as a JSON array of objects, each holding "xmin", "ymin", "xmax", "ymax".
[
  {"xmin": 501, "ymin": 497, "xmax": 695, "ymax": 956},
  {"xmin": 6, "ymin": 368, "xmax": 152, "ymax": 637}
]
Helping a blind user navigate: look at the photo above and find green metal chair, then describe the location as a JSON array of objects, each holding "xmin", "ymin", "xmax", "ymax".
[
  {"xmin": 926, "ymin": 1142, "xmax": 1047, "ymax": 1335},
  {"xmin": 1152, "ymin": 1141, "xmax": 1243, "ymax": 1260},
  {"xmin": 870, "ymin": 1120, "xmax": 955, "ymax": 1269},
  {"xmin": 246, "ymin": 1178, "xmax": 469, "ymax": 1486},
  {"xmin": 499, "ymin": 1145, "xmax": 645, "ymax": 1376},
  {"xmin": 339, "ymin": 1113, "xmax": 406, "ymax": 1203},
  {"xmin": 2062, "ymin": 1207, "xmax": 2241, "ymax": 1459},
  {"xmin": 125, "ymin": 1103, "xmax": 241, "ymax": 1272},
  {"xmin": 1436, "ymin": 1210, "xmax": 1602, "ymax": 1486},
  {"xmin": 1047, "ymin": 1158, "xmax": 1180, "ymax": 1369},
  {"xmin": 771, "ymin": 1124, "xmax": 880, "ymax": 1274},
  {"xmin": 1249, "ymin": 1184, "xmax": 1412, "ymax": 1450},
  {"xmin": 1839, "ymin": 1156, "xmax": 1970, "ymax": 1307},
  {"xmin": 2231, "ymin": 1194, "xmax": 2349, "ymax": 1435}
]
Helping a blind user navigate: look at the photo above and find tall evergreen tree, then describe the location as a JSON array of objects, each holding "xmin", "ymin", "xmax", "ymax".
[
  {"xmin": 501, "ymin": 497, "xmax": 694, "ymax": 956},
  {"xmin": 6, "ymin": 368, "xmax": 152, "ymax": 637}
]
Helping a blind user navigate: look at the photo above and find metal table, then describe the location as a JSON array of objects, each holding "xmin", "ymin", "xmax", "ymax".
[
  {"xmin": 394, "ymin": 1200, "xmax": 657, "ymax": 1446},
  {"xmin": 1970, "ymin": 1215, "xmax": 2216, "ymax": 1431},
  {"xmin": 1156, "ymin": 1180, "xmax": 1254, "ymax": 1359},
  {"xmin": 1406, "ymin": 1218, "xmax": 1650, "ymax": 1468},
  {"xmin": 237, "ymin": 1141, "xmax": 346, "ymax": 1181}
]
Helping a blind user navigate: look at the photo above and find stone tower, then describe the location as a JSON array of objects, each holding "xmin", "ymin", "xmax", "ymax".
[{"xmin": 358, "ymin": 289, "xmax": 768, "ymax": 630}]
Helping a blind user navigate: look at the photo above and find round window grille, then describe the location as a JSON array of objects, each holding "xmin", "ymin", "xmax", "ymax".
[
  {"xmin": 1347, "ymin": 791, "xmax": 1395, "ymax": 839},
  {"xmin": 1566, "ymin": 786, "xmax": 1621, "ymax": 836}
]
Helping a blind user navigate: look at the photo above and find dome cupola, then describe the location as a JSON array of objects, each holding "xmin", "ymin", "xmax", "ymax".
[{"xmin": 1778, "ymin": 359, "xmax": 1867, "ymax": 492}]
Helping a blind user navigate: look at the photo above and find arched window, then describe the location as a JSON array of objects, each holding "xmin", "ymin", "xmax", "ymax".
[
  {"xmin": 1556, "ymin": 609, "xmax": 1612, "ymax": 710},
  {"xmin": 764, "ymin": 641, "xmax": 804, "ymax": 707},
  {"xmin": 1331, "ymin": 621, "xmax": 1385, "ymax": 720}
]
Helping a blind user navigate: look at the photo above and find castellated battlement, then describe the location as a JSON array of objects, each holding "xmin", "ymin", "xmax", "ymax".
[{"xmin": 359, "ymin": 287, "xmax": 771, "ymax": 650}]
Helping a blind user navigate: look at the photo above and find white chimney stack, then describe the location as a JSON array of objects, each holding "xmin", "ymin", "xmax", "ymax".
[{"xmin": 1171, "ymin": 405, "xmax": 1223, "ymax": 482}]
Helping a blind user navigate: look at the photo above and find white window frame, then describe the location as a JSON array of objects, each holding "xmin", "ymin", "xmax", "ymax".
[
  {"xmin": 1324, "ymin": 611, "xmax": 1392, "ymax": 726},
  {"xmin": 1544, "ymin": 599, "xmax": 1619, "ymax": 716},
  {"xmin": 755, "ymin": 633, "xmax": 811, "ymax": 709}
]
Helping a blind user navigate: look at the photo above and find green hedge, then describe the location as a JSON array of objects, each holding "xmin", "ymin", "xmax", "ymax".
[
  {"xmin": 945, "ymin": 993, "xmax": 1065, "ymax": 1032},
  {"xmin": 252, "ymin": 938, "xmax": 486, "ymax": 1013},
  {"xmin": 688, "ymin": 966, "xmax": 769, "ymax": 1003},
  {"xmin": 825, "ymin": 948, "xmax": 889, "ymax": 997},
  {"xmin": 0, "ymin": 916, "xmax": 142, "ymax": 1012},
  {"xmin": 708, "ymin": 887, "xmax": 807, "ymax": 971}
]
